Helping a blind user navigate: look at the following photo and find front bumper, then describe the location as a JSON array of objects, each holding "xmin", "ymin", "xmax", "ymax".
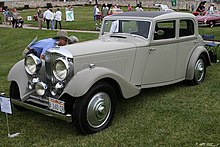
[{"xmin": 12, "ymin": 99, "xmax": 72, "ymax": 122}]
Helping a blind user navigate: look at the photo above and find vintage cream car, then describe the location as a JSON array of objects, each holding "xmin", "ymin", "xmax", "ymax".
[{"xmin": 8, "ymin": 11, "xmax": 211, "ymax": 134}]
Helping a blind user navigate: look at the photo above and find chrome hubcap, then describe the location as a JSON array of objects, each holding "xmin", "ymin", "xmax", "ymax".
[
  {"xmin": 87, "ymin": 92, "xmax": 111, "ymax": 128},
  {"xmin": 194, "ymin": 58, "xmax": 205, "ymax": 82}
]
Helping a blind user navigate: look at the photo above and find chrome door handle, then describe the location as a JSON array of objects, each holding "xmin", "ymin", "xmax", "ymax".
[
  {"xmin": 150, "ymin": 48, "xmax": 156, "ymax": 51},
  {"xmin": 149, "ymin": 48, "xmax": 156, "ymax": 54},
  {"xmin": 194, "ymin": 40, "xmax": 199, "ymax": 44}
]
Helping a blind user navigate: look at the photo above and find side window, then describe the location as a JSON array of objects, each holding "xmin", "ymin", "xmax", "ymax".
[
  {"xmin": 179, "ymin": 19, "xmax": 194, "ymax": 37},
  {"xmin": 121, "ymin": 20, "xmax": 150, "ymax": 39},
  {"xmin": 154, "ymin": 21, "xmax": 175, "ymax": 40},
  {"xmin": 121, "ymin": 20, "xmax": 138, "ymax": 33}
]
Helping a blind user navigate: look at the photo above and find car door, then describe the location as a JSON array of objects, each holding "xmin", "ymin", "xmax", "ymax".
[
  {"xmin": 176, "ymin": 19, "xmax": 197, "ymax": 78},
  {"xmin": 142, "ymin": 20, "xmax": 178, "ymax": 86}
]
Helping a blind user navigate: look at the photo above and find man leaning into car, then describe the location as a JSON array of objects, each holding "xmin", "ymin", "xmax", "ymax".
[{"xmin": 24, "ymin": 30, "xmax": 70, "ymax": 59}]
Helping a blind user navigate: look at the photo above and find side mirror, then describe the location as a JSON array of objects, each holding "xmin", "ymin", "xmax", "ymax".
[{"xmin": 155, "ymin": 30, "xmax": 164, "ymax": 36}]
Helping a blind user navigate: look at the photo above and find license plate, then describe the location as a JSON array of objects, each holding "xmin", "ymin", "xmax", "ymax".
[{"xmin": 48, "ymin": 98, "xmax": 65, "ymax": 113}]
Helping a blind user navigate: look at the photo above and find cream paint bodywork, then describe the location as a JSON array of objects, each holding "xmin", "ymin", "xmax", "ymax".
[
  {"xmin": 8, "ymin": 12, "xmax": 211, "ymax": 100},
  {"xmin": 8, "ymin": 36, "xmax": 146, "ymax": 99},
  {"xmin": 63, "ymin": 67, "xmax": 141, "ymax": 98}
]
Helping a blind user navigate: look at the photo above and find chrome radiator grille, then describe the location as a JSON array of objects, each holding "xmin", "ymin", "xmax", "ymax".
[{"xmin": 45, "ymin": 52, "xmax": 62, "ymax": 84}]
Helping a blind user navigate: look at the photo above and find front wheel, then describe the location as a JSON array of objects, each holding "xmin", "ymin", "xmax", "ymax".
[
  {"xmin": 73, "ymin": 82, "xmax": 116, "ymax": 134},
  {"xmin": 10, "ymin": 82, "xmax": 27, "ymax": 111},
  {"xmin": 191, "ymin": 54, "xmax": 207, "ymax": 85}
]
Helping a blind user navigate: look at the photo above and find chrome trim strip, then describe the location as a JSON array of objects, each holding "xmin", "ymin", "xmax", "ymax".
[{"xmin": 12, "ymin": 99, "xmax": 72, "ymax": 122}]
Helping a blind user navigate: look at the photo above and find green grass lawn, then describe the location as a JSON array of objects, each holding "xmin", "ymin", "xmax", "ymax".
[{"xmin": 0, "ymin": 6, "xmax": 220, "ymax": 146}]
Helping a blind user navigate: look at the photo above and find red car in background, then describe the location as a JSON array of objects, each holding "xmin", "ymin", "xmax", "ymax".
[{"xmin": 196, "ymin": 11, "xmax": 220, "ymax": 27}]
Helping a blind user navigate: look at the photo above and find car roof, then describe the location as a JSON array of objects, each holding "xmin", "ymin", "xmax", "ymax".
[
  {"xmin": 113, "ymin": 11, "xmax": 170, "ymax": 18},
  {"xmin": 106, "ymin": 11, "xmax": 195, "ymax": 20}
]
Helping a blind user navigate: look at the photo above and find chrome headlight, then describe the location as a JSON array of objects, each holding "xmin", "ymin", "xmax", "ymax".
[
  {"xmin": 53, "ymin": 58, "xmax": 69, "ymax": 81},
  {"xmin": 24, "ymin": 54, "xmax": 42, "ymax": 75},
  {"xmin": 35, "ymin": 82, "xmax": 47, "ymax": 96}
]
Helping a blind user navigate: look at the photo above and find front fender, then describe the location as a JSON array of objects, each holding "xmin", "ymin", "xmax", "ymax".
[
  {"xmin": 63, "ymin": 67, "xmax": 141, "ymax": 98},
  {"xmin": 186, "ymin": 46, "xmax": 211, "ymax": 80},
  {"xmin": 7, "ymin": 60, "xmax": 31, "ymax": 100}
]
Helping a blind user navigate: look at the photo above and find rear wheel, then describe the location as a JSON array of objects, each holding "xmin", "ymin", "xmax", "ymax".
[
  {"xmin": 73, "ymin": 82, "xmax": 116, "ymax": 134},
  {"xmin": 191, "ymin": 54, "xmax": 206, "ymax": 85},
  {"xmin": 10, "ymin": 82, "xmax": 27, "ymax": 111}
]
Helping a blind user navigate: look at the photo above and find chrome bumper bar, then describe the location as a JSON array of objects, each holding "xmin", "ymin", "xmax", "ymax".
[{"xmin": 12, "ymin": 99, "xmax": 72, "ymax": 122}]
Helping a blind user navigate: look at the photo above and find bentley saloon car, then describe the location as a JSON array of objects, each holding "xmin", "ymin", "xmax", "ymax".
[{"xmin": 8, "ymin": 11, "xmax": 211, "ymax": 134}]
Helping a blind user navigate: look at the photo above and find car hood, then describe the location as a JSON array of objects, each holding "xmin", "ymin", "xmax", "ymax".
[{"xmin": 59, "ymin": 37, "xmax": 141, "ymax": 57}]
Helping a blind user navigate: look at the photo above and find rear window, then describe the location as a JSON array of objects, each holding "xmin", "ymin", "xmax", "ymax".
[{"xmin": 179, "ymin": 19, "xmax": 194, "ymax": 37}]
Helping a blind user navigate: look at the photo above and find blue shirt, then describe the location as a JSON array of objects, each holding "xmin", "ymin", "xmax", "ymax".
[{"xmin": 30, "ymin": 38, "xmax": 57, "ymax": 57}]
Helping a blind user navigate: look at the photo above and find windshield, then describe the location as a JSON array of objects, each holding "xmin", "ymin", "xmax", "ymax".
[{"xmin": 101, "ymin": 19, "xmax": 151, "ymax": 39}]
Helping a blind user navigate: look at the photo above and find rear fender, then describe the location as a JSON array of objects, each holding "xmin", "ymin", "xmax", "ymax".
[
  {"xmin": 186, "ymin": 46, "xmax": 211, "ymax": 80},
  {"xmin": 63, "ymin": 67, "xmax": 141, "ymax": 99}
]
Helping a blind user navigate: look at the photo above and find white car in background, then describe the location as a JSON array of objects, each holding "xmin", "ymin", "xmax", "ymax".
[{"xmin": 154, "ymin": 4, "xmax": 174, "ymax": 12}]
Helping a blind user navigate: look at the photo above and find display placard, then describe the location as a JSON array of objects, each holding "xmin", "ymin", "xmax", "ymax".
[
  {"xmin": 66, "ymin": 10, "xmax": 74, "ymax": 21},
  {"xmin": 0, "ymin": 96, "xmax": 12, "ymax": 114}
]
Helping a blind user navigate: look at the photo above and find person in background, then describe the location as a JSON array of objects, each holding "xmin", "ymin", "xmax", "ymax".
[
  {"xmin": 50, "ymin": 9, "xmax": 55, "ymax": 30},
  {"xmin": 7, "ymin": 9, "xmax": 13, "ymax": 25},
  {"xmin": 16, "ymin": 14, "xmax": 23, "ymax": 28},
  {"xmin": 43, "ymin": 7, "xmax": 53, "ymax": 29},
  {"xmin": 93, "ymin": 4, "xmax": 97, "ymax": 23},
  {"xmin": 207, "ymin": 3, "xmax": 215, "ymax": 14},
  {"xmin": 11, "ymin": 7, "xmax": 18, "ymax": 28},
  {"xmin": 127, "ymin": 4, "xmax": 132, "ymax": 11},
  {"xmin": 196, "ymin": 2, "xmax": 205, "ymax": 15},
  {"xmin": 136, "ymin": 4, "xmax": 143, "ymax": 12},
  {"xmin": 25, "ymin": 30, "xmax": 70, "ymax": 59},
  {"xmin": 191, "ymin": 3, "xmax": 195, "ymax": 12},
  {"xmin": 37, "ymin": 8, "xmax": 44, "ymax": 30},
  {"xmin": 101, "ymin": 4, "xmax": 108, "ymax": 19},
  {"xmin": 95, "ymin": 5, "xmax": 101, "ymax": 30},
  {"xmin": 3, "ymin": 8, "xmax": 9, "ymax": 24},
  {"xmin": 55, "ymin": 8, "xmax": 62, "ymax": 30}
]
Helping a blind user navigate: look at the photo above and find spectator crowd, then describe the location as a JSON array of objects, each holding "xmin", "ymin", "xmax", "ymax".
[{"xmin": 2, "ymin": 6, "xmax": 64, "ymax": 30}]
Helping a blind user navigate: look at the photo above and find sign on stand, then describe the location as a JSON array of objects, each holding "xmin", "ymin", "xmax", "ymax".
[
  {"xmin": 27, "ymin": 16, "xmax": 32, "ymax": 21},
  {"xmin": 0, "ymin": 96, "xmax": 20, "ymax": 138},
  {"xmin": 0, "ymin": 96, "xmax": 12, "ymax": 114},
  {"xmin": 66, "ymin": 10, "xmax": 74, "ymax": 21}
]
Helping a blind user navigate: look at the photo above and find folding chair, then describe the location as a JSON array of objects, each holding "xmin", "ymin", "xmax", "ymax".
[{"xmin": 202, "ymin": 34, "xmax": 219, "ymax": 63}]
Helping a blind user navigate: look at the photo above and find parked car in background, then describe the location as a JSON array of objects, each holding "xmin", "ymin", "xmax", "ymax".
[
  {"xmin": 154, "ymin": 4, "xmax": 174, "ymax": 12},
  {"xmin": 196, "ymin": 10, "xmax": 220, "ymax": 27},
  {"xmin": 109, "ymin": 8, "xmax": 123, "ymax": 15},
  {"xmin": 8, "ymin": 11, "xmax": 211, "ymax": 135},
  {"xmin": 192, "ymin": 11, "xmax": 206, "ymax": 16}
]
